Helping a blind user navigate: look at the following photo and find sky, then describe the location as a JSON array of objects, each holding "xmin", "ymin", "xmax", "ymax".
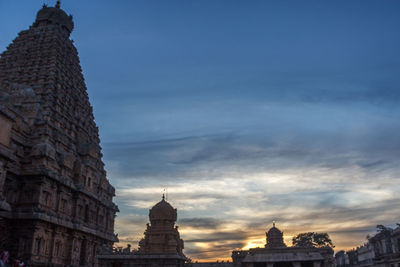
[{"xmin": 1, "ymin": 0, "xmax": 400, "ymax": 262}]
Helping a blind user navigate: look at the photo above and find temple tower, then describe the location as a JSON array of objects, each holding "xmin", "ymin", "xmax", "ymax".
[
  {"xmin": 139, "ymin": 195, "xmax": 184, "ymax": 255},
  {"xmin": 0, "ymin": 3, "xmax": 118, "ymax": 266},
  {"xmin": 97, "ymin": 196, "xmax": 186, "ymax": 266},
  {"xmin": 265, "ymin": 223, "xmax": 287, "ymax": 248}
]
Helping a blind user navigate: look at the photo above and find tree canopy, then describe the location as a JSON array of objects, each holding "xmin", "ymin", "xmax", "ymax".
[{"xmin": 292, "ymin": 232, "xmax": 334, "ymax": 248}]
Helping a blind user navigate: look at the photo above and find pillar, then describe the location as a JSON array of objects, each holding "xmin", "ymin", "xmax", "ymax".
[
  {"xmin": 0, "ymin": 160, "xmax": 11, "ymax": 211},
  {"xmin": 313, "ymin": 261, "xmax": 321, "ymax": 267},
  {"xmin": 47, "ymin": 225, "xmax": 56, "ymax": 264},
  {"xmin": 0, "ymin": 161, "xmax": 6, "ymax": 199},
  {"xmin": 293, "ymin": 262, "xmax": 301, "ymax": 267}
]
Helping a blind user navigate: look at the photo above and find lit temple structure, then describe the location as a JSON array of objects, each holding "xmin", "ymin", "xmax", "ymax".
[
  {"xmin": 97, "ymin": 196, "xmax": 187, "ymax": 267},
  {"xmin": 232, "ymin": 224, "xmax": 334, "ymax": 267}
]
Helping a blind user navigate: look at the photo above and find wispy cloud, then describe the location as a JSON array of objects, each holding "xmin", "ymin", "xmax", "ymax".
[{"xmin": 105, "ymin": 102, "xmax": 400, "ymax": 261}]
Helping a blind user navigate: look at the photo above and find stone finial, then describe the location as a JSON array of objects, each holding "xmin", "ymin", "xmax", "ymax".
[{"xmin": 35, "ymin": 1, "xmax": 74, "ymax": 34}]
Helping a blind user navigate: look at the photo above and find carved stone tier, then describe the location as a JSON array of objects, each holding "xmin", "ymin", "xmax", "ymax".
[{"xmin": 0, "ymin": 2, "xmax": 118, "ymax": 266}]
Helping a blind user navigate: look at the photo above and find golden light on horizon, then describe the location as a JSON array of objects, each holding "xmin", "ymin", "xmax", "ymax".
[{"xmin": 242, "ymin": 238, "xmax": 265, "ymax": 250}]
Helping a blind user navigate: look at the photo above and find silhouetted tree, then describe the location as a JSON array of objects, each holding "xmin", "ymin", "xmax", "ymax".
[
  {"xmin": 292, "ymin": 232, "xmax": 334, "ymax": 248},
  {"xmin": 292, "ymin": 232, "xmax": 314, "ymax": 247},
  {"xmin": 313, "ymin": 232, "xmax": 334, "ymax": 248}
]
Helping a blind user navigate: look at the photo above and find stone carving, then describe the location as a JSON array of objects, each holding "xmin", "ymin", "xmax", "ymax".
[
  {"xmin": 98, "ymin": 196, "xmax": 187, "ymax": 267},
  {"xmin": 138, "ymin": 195, "xmax": 184, "ymax": 255},
  {"xmin": 0, "ymin": 2, "xmax": 118, "ymax": 266},
  {"xmin": 0, "ymin": 161, "xmax": 6, "ymax": 199},
  {"xmin": 0, "ymin": 113, "xmax": 12, "ymax": 146},
  {"xmin": 265, "ymin": 223, "xmax": 287, "ymax": 249}
]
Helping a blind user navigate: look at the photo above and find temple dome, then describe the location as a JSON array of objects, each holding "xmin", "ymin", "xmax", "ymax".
[
  {"xmin": 139, "ymin": 196, "xmax": 185, "ymax": 256},
  {"xmin": 267, "ymin": 226, "xmax": 283, "ymax": 237},
  {"xmin": 266, "ymin": 223, "xmax": 287, "ymax": 248},
  {"xmin": 34, "ymin": 3, "xmax": 74, "ymax": 34},
  {"xmin": 149, "ymin": 196, "xmax": 177, "ymax": 222}
]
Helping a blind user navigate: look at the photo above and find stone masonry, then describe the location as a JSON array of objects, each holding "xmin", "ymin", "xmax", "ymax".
[
  {"xmin": 0, "ymin": 2, "xmax": 118, "ymax": 266},
  {"xmin": 97, "ymin": 196, "xmax": 186, "ymax": 267}
]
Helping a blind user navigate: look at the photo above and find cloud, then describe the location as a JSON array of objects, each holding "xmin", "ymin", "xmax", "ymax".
[
  {"xmin": 106, "ymin": 112, "xmax": 400, "ymax": 260},
  {"xmin": 104, "ymin": 121, "xmax": 400, "ymax": 187},
  {"xmin": 112, "ymin": 166, "xmax": 400, "ymax": 259},
  {"xmin": 179, "ymin": 217, "xmax": 224, "ymax": 229},
  {"xmin": 184, "ymin": 230, "xmax": 249, "ymax": 243},
  {"xmin": 95, "ymin": 11, "xmax": 400, "ymax": 261}
]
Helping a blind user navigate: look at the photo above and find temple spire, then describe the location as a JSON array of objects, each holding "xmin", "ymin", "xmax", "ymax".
[{"xmin": 56, "ymin": 0, "xmax": 61, "ymax": 9}]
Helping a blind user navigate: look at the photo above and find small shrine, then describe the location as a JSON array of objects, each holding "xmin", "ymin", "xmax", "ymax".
[
  {"xmin": 232, "ymin": 224, "xmax": 334, "ymax": 267},
  {"xmin": 98, "ymin": 195, "xmax": 187, "ymax": 267}
]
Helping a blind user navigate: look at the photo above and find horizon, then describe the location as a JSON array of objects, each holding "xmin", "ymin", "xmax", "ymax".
[{"xmin": 1, "ymin": 0, "xmax": 400, "ymax": 262}]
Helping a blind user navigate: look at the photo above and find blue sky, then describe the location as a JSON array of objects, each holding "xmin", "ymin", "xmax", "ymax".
[{"xmin": 1, "ymin": 0, "xmax": 400, "ymax": 261}]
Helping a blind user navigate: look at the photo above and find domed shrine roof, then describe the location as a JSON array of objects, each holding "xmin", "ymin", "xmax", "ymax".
[
  {"xmin": 149, "ymin": 195, "xmax": 177, "ymax": 222},
  {"xmin": 34, "ymin": 1, "xmax": 74, "ymax": 34},
  {"xmin": 267, "ymin": 225, "xmax": 283, "ymax": 237},
  {"xmin": 266, "ymin": 223, "xmax": 287, "ymax": 248}
]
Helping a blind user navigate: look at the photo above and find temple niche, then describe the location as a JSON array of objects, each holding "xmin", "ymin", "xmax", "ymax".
[
  {"xmin": 98, "ymin": 196, "xmax": 187, "ymax": 267},
  {"xmin": 232, "ymin": 224, "xmax": 334, "ymax": 267},
  {"xmin": 0, "ymin": 2, "xmax": 118, "ymax": 266}
]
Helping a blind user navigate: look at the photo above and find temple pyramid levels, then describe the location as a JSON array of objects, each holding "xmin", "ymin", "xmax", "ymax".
[{"xmin": 0, "ymin": 1, "xmax": 118, "ymax": 266}]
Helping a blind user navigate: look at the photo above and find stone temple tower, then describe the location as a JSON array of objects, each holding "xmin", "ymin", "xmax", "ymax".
[
  {"xmin": 0, "ymin": 2, "xmax": 118, "ymax": 266},
  {"xmin": 139, "ymin": 195, "xmax": 185, "ymax": 255},
  {"xmin": 97, "ymin": 196, "xmax": 186, "ymax": 266},
  {"xmin": 265, "ymin": 223, "xmax": 287, "ymax": 248}
]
